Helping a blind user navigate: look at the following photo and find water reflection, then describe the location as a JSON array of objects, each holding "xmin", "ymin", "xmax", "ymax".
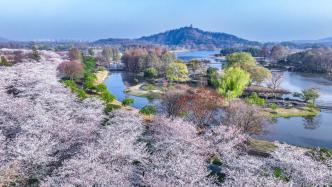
[{"xmin": 302, "ymin": 116, "xmax": 321, "ymax": 130}]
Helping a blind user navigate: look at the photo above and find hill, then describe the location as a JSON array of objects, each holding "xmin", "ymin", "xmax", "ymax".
[
  {"xmin": 292, "ymin": 37, "xmax": 332, "ymax": 45},
  {"xmin": 0, "ymin": 37, "xmax": 8, "ymax": 42},
  {"xmin": 94, "ymin": 26, "xmax": 260, "ymax": 49},
  {"xmin": 280, "ymin": 48, "xmax": 332, "ymax": 73},
  {"xmin": 318, "ymin": 37, "xmax": 332, "ymax": 43}
]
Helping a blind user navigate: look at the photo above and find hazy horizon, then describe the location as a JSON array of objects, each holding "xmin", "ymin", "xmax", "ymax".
[{"xmin": 1, "ymin": 0, "xmax": 332, "ymax": 42}]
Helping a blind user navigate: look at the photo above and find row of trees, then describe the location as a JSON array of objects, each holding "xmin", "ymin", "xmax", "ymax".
[
  {"xmin": 122, "ymin": 46, "xmax": 191, "ymax": 82},
  {"xmin": 220, "ymin": 47, "xmax": 262, "ymax": 57},
  {"xmin": 101, "ymin": 47, "xmax": 121, "ymax": 63},
  {"xmin": 122, "ymin": 47, "xmax": 175, "ymax": 75}
]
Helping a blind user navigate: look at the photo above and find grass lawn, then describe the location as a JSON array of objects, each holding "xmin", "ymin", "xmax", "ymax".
[
  {"xmin": 125, "ymin": 83, "xmax": 163, "ymax": 98},
  {"xmin": 263, "ymin": 107, "xmax": 320, "ymax": 118}
]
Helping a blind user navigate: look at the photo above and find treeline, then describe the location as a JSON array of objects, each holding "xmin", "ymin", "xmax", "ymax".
[
  {"xmin": 219, "ymin": 45, "xmax": 291, "ymax": 61},
  {"xmin": 219, "ymin": 47, "xmax": 263, "ymax": 57},
  {"xmin": 281, "ymin": 48, "xmax": 332, "ymax": 73}
]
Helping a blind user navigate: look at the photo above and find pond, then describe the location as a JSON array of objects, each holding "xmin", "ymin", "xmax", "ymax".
[
  {"xmin": 105, "ymin": 50, "xmax": 332, "ymax": 150},
  {"xmin": 104, "ymin": 72, "xmax": 159, "ymax": 109}
]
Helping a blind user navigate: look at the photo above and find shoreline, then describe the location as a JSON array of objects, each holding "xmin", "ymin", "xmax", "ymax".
[{"xmin": 94, "ymin": 69, "xmax": 109, "ymax": 85}]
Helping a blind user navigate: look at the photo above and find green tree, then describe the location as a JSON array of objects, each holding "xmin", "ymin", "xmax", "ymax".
[
  {"xmin": 83, "ymin": 74, "xmax": 97, "ymax": 90},
  {"xmin": 249, "ymin": 66, "xmax": 272, "ymax": 84},
  {"xmin": 83, "ymin": 56, "xmax": 97, "ymax": 74},
  {"xmin": 144, "ymin": 67, "xmax": 158, "ymax": 78},
  {"xmin": 218, "ymin": 67, "xmax": 250, "ymax": 100},
  {"xmin": 224, "ymin": 52, "xmax": 256, "ymax": 69},
  {"xmin": 207, "ymin": 67, "xmax": 220, "ymax": 88},
  {"xmin": 139, "ymin": 105, "xmax": 157, "ymax": 115},
  {"xmin": 166, "ymin": 61, "xmax": 189, "ymax": 82},
  {"xmin": 245, "ymin": 92, "xmax": 266, "ymax": 106},
  {"xmin": 301, "ymin": 88, "xmax": 320, "ymax": 105},
  {"xmin": 225, "ymin": 52, "xmax": 271, "ymax": 84}
]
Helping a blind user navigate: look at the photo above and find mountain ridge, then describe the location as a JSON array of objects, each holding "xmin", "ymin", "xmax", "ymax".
[{"xmin": 94, "ymin": 26, "xmax": 260, "ymax": 49}]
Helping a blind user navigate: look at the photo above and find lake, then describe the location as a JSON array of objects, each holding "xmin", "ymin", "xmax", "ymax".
[{"xmin": 105, "ymin": 50, "xmax": 332, "ymax": 150}]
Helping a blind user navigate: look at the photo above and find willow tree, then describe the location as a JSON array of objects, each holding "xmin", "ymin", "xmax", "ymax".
[
  {"xmin": 166, "ymin": 61, "xmax": 189, "ymax": 82},
  {"xmin": 218, "ymin": 67, "xmax": 250, "ymax": 100},
  {"xmin": 224, "ymin": 52, "xmax": 271, "ymax": 84}
]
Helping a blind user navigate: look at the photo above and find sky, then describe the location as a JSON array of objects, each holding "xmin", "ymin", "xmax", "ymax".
[{"xmin": 1, "ymin": 0, "xmax": 332, "ymax": 42}]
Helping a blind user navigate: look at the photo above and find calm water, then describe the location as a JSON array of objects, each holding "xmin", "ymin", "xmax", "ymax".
[
  {"xmin": 104, "ymin": 72, "xmax": 158, "ymax": 109},
  {"xmin": 105, "ymin": 50, "xmax": 332, "ymax": 149},
  {"xmin": 258, "ymin": 71, "xmax": 332, "ymax": 149}
]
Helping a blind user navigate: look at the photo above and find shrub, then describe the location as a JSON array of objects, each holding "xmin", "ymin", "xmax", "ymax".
[
  {"xmin": 139, "ymin": 105, "xmax": 157, "ymax": 115},
  {"xmin": 273, "ymin": 167, "xmax": 290, "ymax": 182},
  {"xmin": 144, "ymin": 67, "xmax": 158, "ymax": 78},
  {"xmin": 100, "ymin": 91, "xmax": 115, "ymax": 103},
  {"xmin": 207, "ymin": 67, "xmax": 220, "ymax": 88},
  {"xmin": 57, "ymin": 61, "xmax": 84, "ymax": 81},
  {"xmin": 122, "ymin": 98, "xmax": 134, "ymax": 106},
  {"xmin": 307, "ymin": 102, "xmax": 316, "ymax": 109},
  {"xmin": 293, "ymin": 92, "xmax": 302, "ymax": 98},
  {"xmin": 104, "ymin": 103, "xmax": 121, "ymax": 113},
  {"xmin": 63, "ymin": 80, "xmax": 77, "ymax": 90},
  {"xmin": 76, "ymin": 88, "xmax": 88, "ymax": 100},
  {"xmin": 146, "ymin": 84, "xmax": 155, "ymax": 91},
  {"xmin": 83, "ymin": 56, "xmax": 97, "ymax": 73},
  {"xmin": 0, "ymin": 56, "xmax": 12, "ymax": 66},
  {"xmin": 63, "ymin": 80, "xmax": 87, "ymax": 100},
  {"xmin": 269, "ymin": 103, "xmax": 278, "ymax": 110},
  {"xmin": 96, "ymin": 83, "xmax": 108, "ymax": 93},
  {"xmin": 245, "ymin": 92, "xmax": 266, "ymax": 106},
  {"xmin": 83, "ymin": 73, "xmax": 97, "ymax": 90}
]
